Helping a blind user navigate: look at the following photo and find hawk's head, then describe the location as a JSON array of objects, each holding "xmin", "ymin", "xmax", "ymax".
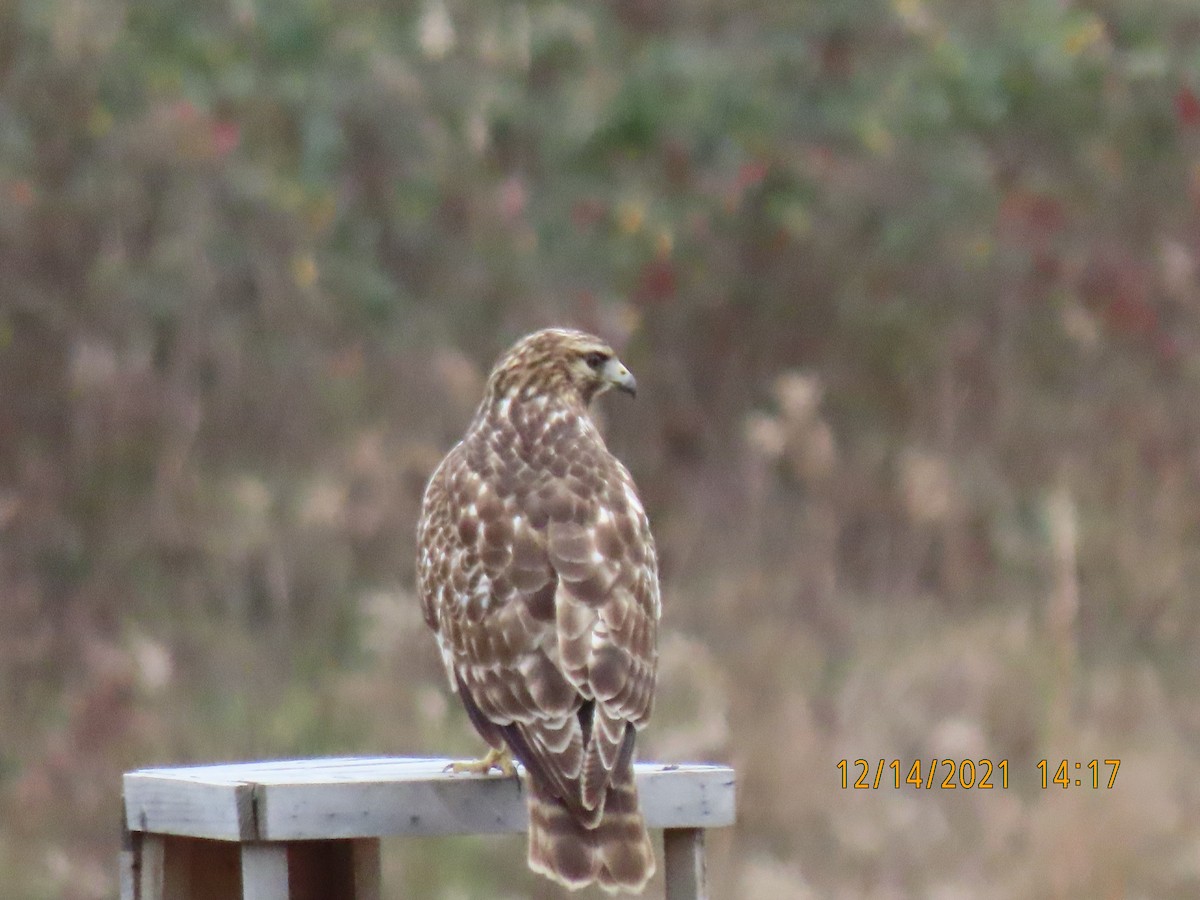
[{"xmin": 485, "ymin": 328, "xmax": 637, "ymax": 407}]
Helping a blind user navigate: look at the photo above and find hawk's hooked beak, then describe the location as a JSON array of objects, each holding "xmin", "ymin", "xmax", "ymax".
[{"xmin": 602, "ymin": 357, "xmax": 638, "ymax": 398}]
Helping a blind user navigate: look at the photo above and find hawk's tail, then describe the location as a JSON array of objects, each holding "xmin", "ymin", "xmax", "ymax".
[{"xmin": 526, "ymin": 770, "xmax": 655, "ymax": 894}]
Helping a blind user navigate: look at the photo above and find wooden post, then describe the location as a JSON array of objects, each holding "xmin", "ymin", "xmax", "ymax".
[
  {"xmin": 242, "ymin": 843, "xmax": 289, "ymax": 900},
  {"xmin": 137, "ymin": 833, "xmax": 170, "ymax": 900},
  {"xmin": 663, "ymin": 828, "xmax": 706, "ymax": 900},
  {"xmin": 119, "ymin": 807, "xmax": 137, "ymax": 900}
]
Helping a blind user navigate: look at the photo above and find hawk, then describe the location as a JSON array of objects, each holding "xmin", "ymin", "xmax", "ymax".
[{"xmin": 417, "ymin": 328, "xmax": 660, "ymax": 893}]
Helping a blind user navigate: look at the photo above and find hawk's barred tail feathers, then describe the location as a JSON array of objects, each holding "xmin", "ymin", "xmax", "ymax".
[{"xmin": 527, "ymin": 762, "xmax": 656, "ymax": 894}]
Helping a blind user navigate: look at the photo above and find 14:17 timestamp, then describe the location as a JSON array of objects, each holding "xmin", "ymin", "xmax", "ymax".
[{"xmin": 1038, "ymin": 759, "xmax": 1120, "ymax": 789}]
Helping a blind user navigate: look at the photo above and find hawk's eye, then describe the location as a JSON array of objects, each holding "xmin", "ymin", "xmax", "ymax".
[{"xmin": 583, "ymin": 351, "xmax": 609, "ymax": 369}]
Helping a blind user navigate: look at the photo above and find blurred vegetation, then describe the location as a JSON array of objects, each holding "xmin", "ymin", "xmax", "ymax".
[{"xmin": 3, "ymin": 0, "xmax": 1200, "ymax": 897}]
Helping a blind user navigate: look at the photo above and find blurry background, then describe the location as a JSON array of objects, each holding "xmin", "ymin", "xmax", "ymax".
[{"xmin": 2, "ymin": 0, "xmax": 1200, "ymax": 897}]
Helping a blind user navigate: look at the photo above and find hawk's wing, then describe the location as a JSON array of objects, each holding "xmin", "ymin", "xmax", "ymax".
[{"xmin": 417, "ymin": 419, "xmax": 659, "ymax": 820}]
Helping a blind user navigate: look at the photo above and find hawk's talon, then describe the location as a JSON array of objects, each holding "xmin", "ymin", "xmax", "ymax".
[{"xmin": 445, "ymin": 746, "xmax": 516, "ymax": 777}]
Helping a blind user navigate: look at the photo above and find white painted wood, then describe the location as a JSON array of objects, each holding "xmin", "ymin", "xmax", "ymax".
[
  {"xmin": 663, "ymin": 828, "xmax": 707, "ymax": 900},
  {"xmin": 137, "ymin": 833, "xmax": 189, "ymax": 900},
  {"xmin": 138, "ymin": 833, "xmax": 165, "ymax": 900},
  {"xmin": 119, "ymin": 812, "xmax": 136, "ymax": 900},
  {"xmin": 123, "ymin": 757, "xmax": 736, "ymax": 841},
  {"xmin": 241, "ymin": 843, "xmax": 289, "ymax": 900},
  {"xmin": 255, "ymin": 763, "xmax": 528, "ymax": 839},
  {"xmin": 637, "ymin": 764, "xmax": 737, "ymax": 831},
  {"xmin": 124, "ymin": 776, "xmax": 256, "ymax": 841},
  {"xmin": 118, "ymin": 849, "xmax": 135, "ymax": 900}
]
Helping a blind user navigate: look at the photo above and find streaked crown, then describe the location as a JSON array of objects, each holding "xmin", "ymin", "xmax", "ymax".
[{"xmin": 484, "ymin": 329, "xmax": 636, "ymax": 407}]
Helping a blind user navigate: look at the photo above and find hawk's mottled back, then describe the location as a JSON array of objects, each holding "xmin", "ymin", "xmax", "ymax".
[{"xmin": 417, "ymin": 328, "xmax": 660, "ymax": 892}]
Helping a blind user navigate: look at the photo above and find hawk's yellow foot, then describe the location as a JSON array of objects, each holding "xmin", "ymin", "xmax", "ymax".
[{"xmin": 445, "ymin": 745, "xmax": 516, "ymax": 777}]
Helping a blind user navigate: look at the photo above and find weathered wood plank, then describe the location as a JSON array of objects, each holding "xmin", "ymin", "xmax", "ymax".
[
  {"xmin": 255, "ymin": 764, "xmax": 528, "ymax": 840},
  {"xmin": 663, "ymin": 828, "xmax": 707, "ymax": 900},
  {"xmin": 125, "ymin": 776, "xmax": 257, "ymax": 841},
  {"xmin": 637, "ymin": 765, "xmax": 736, "ymax": 831},
  {"xmin": 124, "ymin": 758, "xmax": 736, "ymax": 841}
]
